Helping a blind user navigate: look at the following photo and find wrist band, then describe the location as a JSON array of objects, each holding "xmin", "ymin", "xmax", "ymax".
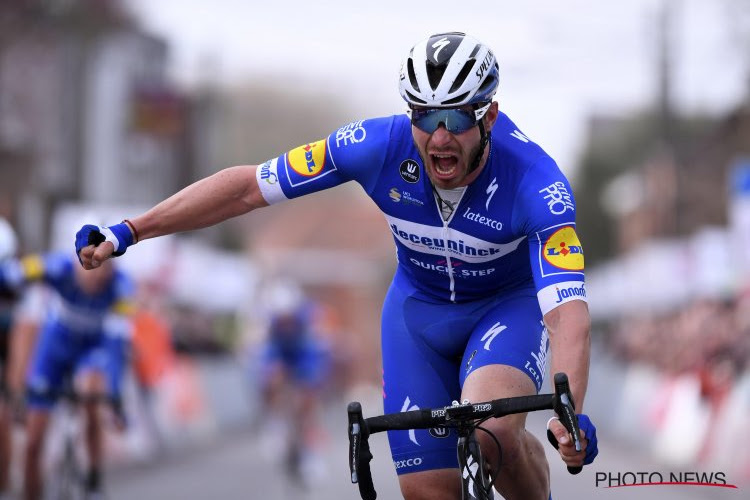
[{"xmin": 122, "ymin": 219, "xmax": 139, "ymax": 243}]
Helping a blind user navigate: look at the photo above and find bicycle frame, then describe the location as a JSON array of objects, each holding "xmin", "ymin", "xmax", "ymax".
[
  {"xmin": 347, "ymin": 372, "xmax": 582, "ymax": 500},
  {"xmin": 47, "ymin": 394, "xmax": 86, "ymax": 500},
  {"xmin": 456, "ymin": 422, "xmax": 492, "ymax": 499}
]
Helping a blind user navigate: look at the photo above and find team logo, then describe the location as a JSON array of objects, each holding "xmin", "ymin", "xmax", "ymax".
[
  {"xmin": 258, "ymin": 160, "xmax": 277, "ymax": 185},
  {"xmin": 287, "ymin": 139, "xmax": 326, "ymax": 177},
  {"xmin": 389, "ymin": 188, "xmax": 402, "ymax": 202},
  {"xmin": 399, "ymin": 159, "xmax": 420, "ymax": 183},
  {"xmin": 335, "ymin": 121, "xmax": 366, "ymax": 147},
  {"xmin": 20, "ymin": 255, "xmax": 44, "ymax": 280},
  {"xmin": 542, "ymin": 226, "xmax": 584, "ymax": 271},
  {"xmin": 429, "ymin": 427, "xmax": 451, "ymax": 439},
  {"xmin": 539, "ymin": 181, "xmax": 575, "ymax": 215}
]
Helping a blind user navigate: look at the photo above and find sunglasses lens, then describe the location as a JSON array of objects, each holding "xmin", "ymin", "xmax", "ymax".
[{"xmin": 411, "ymin": 107, "xmax": 477, "ymax": 134}]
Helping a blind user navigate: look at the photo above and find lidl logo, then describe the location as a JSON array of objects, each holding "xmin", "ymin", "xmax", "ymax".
[
  {"xmin": 20, "ymin": 255, "xmax": 44, "ymax": 280},
  {"xmin": 287, "ymin": 139, "xmax": 326, "ymax": 177},
  {"xmin": 542, "ymin": 226, "xmax": 584, "ymax": 271}
]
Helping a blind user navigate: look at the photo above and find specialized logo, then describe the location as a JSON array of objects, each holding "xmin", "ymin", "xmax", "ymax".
[
  {"xmin": 288, "ymin": 140, "xmax": 326, "ymax": 177},
  {"xmin": 399, "ymin": 159, "xmax": 420, "ymax": 183},
  {"xmin": 485, "ymin": 177, "xmax": 498, "ymax": 210},
  {"xmin": 335, "ymin": 121, "xmax": 366, "ymax": 147},
  {"xmin": 542, "ymin": 226, "xmax": 584, "ymax": 271},
  {"xmin": 481, "ymin": 322, "xmax": 506, "ymax": 351},
  {"xmin": 475, "ymin": 52, "xmax": 494, "ymax": 79},
  {"xmin": 401, "ymin": 397, "xmax": 420, "ymax": 445},
  {"xmin": 539, "ymin": 181, "xmax": 574, "ymax": 215},
  {"xmin": 463, "ymin": 455, "xmax": 480, "ymax": 499},
  {"xmin": 510, "ymin": 130, "xmax": 529, "ymax": 143},
  {"xmin": 431, "ymin": 37, "xmax": 451, "ymax": 62}
]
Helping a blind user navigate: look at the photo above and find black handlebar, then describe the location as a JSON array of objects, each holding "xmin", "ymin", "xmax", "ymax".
[{"xmin": 347, "ymin": 372, "xmax": 585, "ymax": 499}]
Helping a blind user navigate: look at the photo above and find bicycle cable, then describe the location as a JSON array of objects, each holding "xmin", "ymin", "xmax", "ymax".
[{"xmin": 470, "ymin": 418, "xmax": 503, "ymax": 498}]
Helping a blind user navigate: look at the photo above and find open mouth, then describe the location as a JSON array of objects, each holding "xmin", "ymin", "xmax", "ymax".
[{"xmin": 431, "ymin": 153, "xmax": 459, "ymax": 179}]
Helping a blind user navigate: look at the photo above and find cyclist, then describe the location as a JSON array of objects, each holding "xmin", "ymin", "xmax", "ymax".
[
  {"xmin": 248, "ymin": 280, "xmax": 332, "ymax": 485},
  {"xmin": 76, "ymin": 32, "xmax": 598, "ymax": 500},
  {"xmin": 0, "ymin": 217, "xmax": 20, "ymax": 498},
  {"xmin": 0, "ymin": 249, "xmax": 134, "ymax": 500}
]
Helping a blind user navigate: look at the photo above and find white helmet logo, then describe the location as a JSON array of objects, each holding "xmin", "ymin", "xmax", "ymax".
[{"xmin": 431, "ymin": 37, "xmax": 450, "ymax": 62}]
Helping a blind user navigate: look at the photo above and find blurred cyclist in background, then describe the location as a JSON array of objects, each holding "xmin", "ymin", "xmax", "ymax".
[
  {"xmin": 0, "ymin": 245, "xmax": 134, "ymax": 500},
  {"xmin": 0, "ymin": 217, "xmax": 19, "ymax": 498},
  {"xmin": 248, "ymin": 279, "xmax": 332, "ymax": 487}
]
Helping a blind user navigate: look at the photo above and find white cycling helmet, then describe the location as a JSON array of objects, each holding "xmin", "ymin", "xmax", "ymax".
[
  {"xmin": 0, "ymin": 217, "xmax": 18, "ymax": 261},
  {"xmin": 399, "ymin": 32, "xmax": 499, "ymax": 108}
]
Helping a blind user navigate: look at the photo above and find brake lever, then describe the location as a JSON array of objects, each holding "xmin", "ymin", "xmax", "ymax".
[{"xmin": 551, "ymin": 373, "xmax": 583, "ymax": 475}]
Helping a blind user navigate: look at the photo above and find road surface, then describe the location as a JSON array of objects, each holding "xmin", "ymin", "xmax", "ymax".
[{"xmin": 105, "ymin": 398, "xmax": 745, "ymax": 500}]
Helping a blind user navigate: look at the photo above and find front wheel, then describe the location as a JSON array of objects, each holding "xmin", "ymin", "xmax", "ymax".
[{"xmin": 47, "ymin": 440, "xmax": 85, "ymax": 500}]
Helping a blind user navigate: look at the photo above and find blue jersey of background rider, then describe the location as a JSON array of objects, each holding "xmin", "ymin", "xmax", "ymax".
[
  {"xmin": 259, "ymin": 302, "xmax": 331, "ymax": 388},
  {"xmin": 256, "ymin": 111, "xmax": 585, "ymax": 313},
  {"xmin": 0, "ymin": 252, "xmax": 133, "ymax": 408}
]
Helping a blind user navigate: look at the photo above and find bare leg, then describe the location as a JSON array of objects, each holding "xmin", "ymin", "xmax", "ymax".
[
  {"xmin": 77, "ymin": 372, "xmax": 107, "ymax": 492},
  {"xmin": 462, "ymin": 365, "xmax": 550, "ymax": 500},
  {"xmin": 23, "ymin": 410, "xmax": 51, "ymax": 500},
  {"xmin": 399, "ymin": 468, "xmax": 462, "ymax": 500},
  {"xmin": 0, "ymin": 401, "xmax": 11, "ymax": 493}
]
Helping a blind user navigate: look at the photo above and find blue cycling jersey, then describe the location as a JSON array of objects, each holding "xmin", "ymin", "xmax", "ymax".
[
  {"xmin": 0, "ymin": 252, "xmax": 134, "ymax": 406},
  {"xmin": 0, "ymin": 252, "xmax": 134, "ymax": 337},
  {"xmin": 256, "ymin": 112, "xmax": 585, "ymax": 314}
]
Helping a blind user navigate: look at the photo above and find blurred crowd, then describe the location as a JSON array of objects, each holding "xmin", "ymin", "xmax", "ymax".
[
  {"xmin": 607, "ymin": 295, "xmax": 749, "ymax": 385},
  {"xmin": 601, "ymin": 292, "xmax": 750, "ymax": 479}
]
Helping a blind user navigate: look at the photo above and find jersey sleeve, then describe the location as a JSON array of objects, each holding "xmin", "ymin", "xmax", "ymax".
[
  {"xmin": 255, "ymin": 116, "xmax": 394, "ymax": 204},
  {"xmin": 104, "ymin": 271, "xmax": 136, "ymax": 340},
  {"xmin": 512, "ymin": 157, "xmax": 586, "ymax": 315},
  {"xmin": 0, "ymin": 252, "xmax": 72, "ymax": 292}
]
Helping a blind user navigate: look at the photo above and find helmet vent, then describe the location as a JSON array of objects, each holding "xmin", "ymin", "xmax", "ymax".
[
  {"xmin": 426, "ymin": 61, "xmax": 447, "ymax": 91},
  {"xmin": 405, "ymin": 90, "xmax": 427, "ymax": 105},
  {"xmin": 442, "ymin": 92, "xmax": 470, "ymax": 106},
  {"xmin": 449, "ymin": 61, "xmax": 474, "ymax": 94},
  {"xmin": 407, "ymin": 58, "xmax": 420, "ymax": 93}
]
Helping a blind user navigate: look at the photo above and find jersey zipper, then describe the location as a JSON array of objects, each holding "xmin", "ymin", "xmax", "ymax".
[{"xmin": 432, "ymin": 187, "xmax": 467, "ymax": 303}]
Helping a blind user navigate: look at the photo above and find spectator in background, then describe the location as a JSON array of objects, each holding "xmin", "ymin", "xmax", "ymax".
[
  {"xmin": 130, "ymin": 279, "xmax": 176, "ymax": 455},
  {"xmin": 0, "ymin": 249, "xmax": 134, "ymax": 500},
  {"xmin": 248, "ymin": 279, "xmax": 332, "ymax": 487}
]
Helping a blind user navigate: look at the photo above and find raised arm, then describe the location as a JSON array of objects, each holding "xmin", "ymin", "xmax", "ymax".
[{"xmin": 78, "ymin": 165, "xmax": 266, "ymax": 269}]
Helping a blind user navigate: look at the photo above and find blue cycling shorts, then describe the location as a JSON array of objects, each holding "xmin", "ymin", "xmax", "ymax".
[
  {"xmin": 26, "ymin": 322, "xmax": 122, "ymax": 410},
  {"xmin": 381, "ymin": 269, "xmax": 548, "ymax": 475},
  {"xmin": 251, "ymin": 337, "xmax": 332, "ymax": 389}
]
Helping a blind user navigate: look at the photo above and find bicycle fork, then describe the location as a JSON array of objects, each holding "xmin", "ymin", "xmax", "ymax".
[{"xmin": 457, "ymin": 430, "xmax": 493, "ymax": 500}]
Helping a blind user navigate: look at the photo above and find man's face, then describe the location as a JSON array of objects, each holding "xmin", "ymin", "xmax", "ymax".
[
  {"xmin": 411, "ymin": 102, "xmax": 498, "ymax": 189},
  {"xmin": 75, "ymin": 258, "xmax": 113, "ymax": 294}
]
